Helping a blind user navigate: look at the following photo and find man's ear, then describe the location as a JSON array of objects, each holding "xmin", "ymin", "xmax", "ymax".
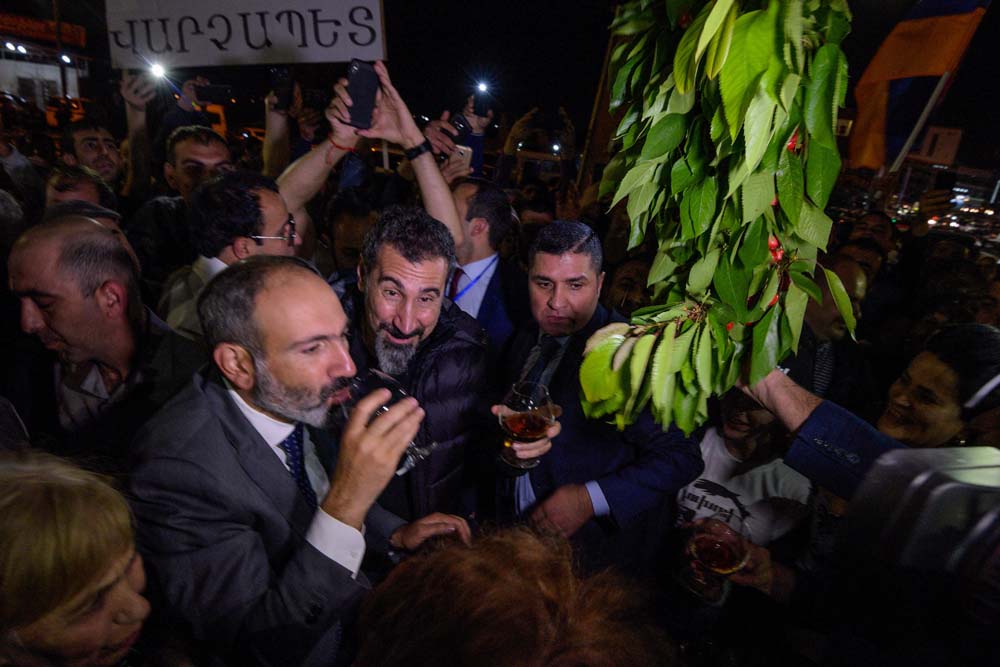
[
  {"xmin": 469, "ymin": 217, "xmax": 489, "ymax": 239},
  {"xmin": 596, "ymin": 270, "xmax": 605, "ymax": 295},
  {"xmin": 163, "ymin": 162, "xmax": 178, "ymax": 191},
  {"xmin": 95, "ymin": 280, "xmax": 128, "ymax": 321},
  {"xmin": 356, "ymin": 263, "xmax": 366, "ymax": 291},
  {"xmin": 232, "ymin": 237, "xmax": 254, "ymax": 260},
  {"xmin": 213, "ymin": 343, "xmax": 256, "ymax": 390}
]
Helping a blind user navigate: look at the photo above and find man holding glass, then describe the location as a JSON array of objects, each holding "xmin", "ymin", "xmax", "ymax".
[
  {"xmin": 493, "ymin": 221, "xmax": 704, "ymax": 572},
  {"xmin": 129, "ymin": 256, "xmax": 470, "ymax": 666}
]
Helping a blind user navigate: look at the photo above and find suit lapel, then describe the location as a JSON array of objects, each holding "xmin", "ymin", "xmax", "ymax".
[{"xmin": 202, "ymin": 372, "xmax": 316, "ymax": 536}]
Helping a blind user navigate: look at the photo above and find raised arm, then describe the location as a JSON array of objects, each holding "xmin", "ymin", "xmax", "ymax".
[
  {"xmin": 348, "ymin": 61, "xmax": 466, "ymax": 250},
  {"xmin": 119, "ymin": 72, "xmax": 156, "ymax": 200}
]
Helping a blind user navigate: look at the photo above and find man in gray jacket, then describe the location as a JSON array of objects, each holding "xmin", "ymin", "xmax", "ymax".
[{"xmin": 129, "ymin": 256, "xmax": 469, "ymax": 666}]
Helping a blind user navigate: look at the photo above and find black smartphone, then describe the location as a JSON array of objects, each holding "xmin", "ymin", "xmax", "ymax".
[
  {"xmin": 473, "ymin": 93, "xmax": 490, "ymax": 117},
  {"xmin": 347, "ymin": 59, "xmax": 378, "ymax": 129},
  {"xmin": 269, "ymin": 66, "xmax": 293, "ymax": 111},
  {"xmin": 194, "ymin": 84, "xmax": 233, "ymax": 105}
]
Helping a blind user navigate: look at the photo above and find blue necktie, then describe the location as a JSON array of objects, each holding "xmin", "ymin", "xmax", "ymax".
[{"xmin": 279, "ymin": 424, "xmax": 317, "ymax": 508}]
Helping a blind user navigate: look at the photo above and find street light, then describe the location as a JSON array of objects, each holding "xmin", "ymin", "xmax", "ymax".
[
  {"xmin": 4, "ymin": 43, "xmax": 14, "ymax": 51},
  {"xmin": 552, "ymin": 143, "xmax": 561, "ymax": 152},
  {"xmin": 16, "ymin": 45, "xmax": 27, "ymax": 54},
  {"xmin": 60, "ymin": 54, "xmax": 71, "ymax": 64}
]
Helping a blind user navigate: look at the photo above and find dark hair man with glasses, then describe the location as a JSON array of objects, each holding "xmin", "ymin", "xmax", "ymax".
[
  {"xmin": 490, "ymin": 220, "xmax": 703, "ymax": 574},
  {"xmin": 158, "ymin": 170, "xmax": 300, "ymax": 341}
]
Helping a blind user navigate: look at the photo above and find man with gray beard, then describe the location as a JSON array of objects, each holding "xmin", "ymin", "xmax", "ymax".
[
  {"xmin": 129, "ymin": 255, "xmax": 469, "ymax": 666},
  {"xmin": 329, "ymin": 206, "xmax": 490, "ymax": 522}
]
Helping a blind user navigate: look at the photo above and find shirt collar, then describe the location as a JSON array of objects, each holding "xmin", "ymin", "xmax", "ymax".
[
  {"xmin": 193, "ymin": 255, "xmax": 229, "ymax": 283},
  {"xmin": 459, "ymin": 252, "xmax": 498, "ymax": 274},
  {"xmin": 225, "ymin": 380, "xmax": 296, "ymax": 447}
]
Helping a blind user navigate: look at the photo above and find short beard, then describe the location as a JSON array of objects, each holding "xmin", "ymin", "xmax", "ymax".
[
  {"xmin": 251, "ymin": 357, "xmax": 348, "ymax": 428},
  {"xmin": 373, "ymin": 324, "xmax": 422, "ymax": 376}
]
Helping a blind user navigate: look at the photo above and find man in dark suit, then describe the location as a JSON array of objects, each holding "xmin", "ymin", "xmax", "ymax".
[
  {"xmin": 493, "ymin": 221, "xmax": 703, "ymax": 572},
  {"xmin": 449, "ymin": 177, "xmax": 530, "ymax": 351},
  {"xmin": 129, "ymin": 256, "xmax": 470, "ymax": 666}
]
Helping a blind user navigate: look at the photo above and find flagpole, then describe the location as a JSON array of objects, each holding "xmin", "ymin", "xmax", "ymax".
[{"xmin": 889, "ymin": 71, "xmax": 952, "ymax": 172}]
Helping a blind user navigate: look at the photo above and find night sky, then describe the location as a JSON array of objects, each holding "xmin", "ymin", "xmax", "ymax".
[{"xmin": 5, "ymin": 0, "xmax": 1000, "ymax": 167}]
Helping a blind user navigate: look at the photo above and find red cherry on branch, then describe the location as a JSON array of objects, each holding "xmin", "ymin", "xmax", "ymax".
[
  {"xmin": 726, "ymin": 321, "xmax": 735, "ymax": 331},
  {"xmin": 768, "ymin": 294, "xmax": 779, "ymax": 308},
  {"xmin": 768, "ymin": 235, "xmax": 780, "ymax": 250},
  {"xmin": 787, "ymin": 128, "xmax": 800, "ymax": 152}
]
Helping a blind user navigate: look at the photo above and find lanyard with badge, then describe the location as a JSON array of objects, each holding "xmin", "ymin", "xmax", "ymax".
[{"xmin": 452, "ymin": 255, "xmax": 499, "ymax": 303}]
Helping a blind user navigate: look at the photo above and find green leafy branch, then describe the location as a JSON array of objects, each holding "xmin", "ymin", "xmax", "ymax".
[{"xmin": 583, "ymin": 0, "xmax": 854, "ymax": 434}]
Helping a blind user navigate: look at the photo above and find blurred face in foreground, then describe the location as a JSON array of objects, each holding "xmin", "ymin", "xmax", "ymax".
[{"xmin": 10, "ymin": 550, "xmax": 149, "ymax": 667}]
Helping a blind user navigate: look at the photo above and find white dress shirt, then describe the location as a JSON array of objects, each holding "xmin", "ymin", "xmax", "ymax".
[
  {"xmin": 451, "ymin": 253, "xmax": 499, "ymax": 318},
  {"xmin": 164, "ymin": 255, "xmax": 229, "ymax": 339},
  {"xmin": 227, "ymin": 388, "xmax": 366, "ymax": 577}
]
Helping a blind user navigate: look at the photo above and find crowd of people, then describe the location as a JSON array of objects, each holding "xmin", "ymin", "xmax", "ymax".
[{"xmin": 1, "ymin": 58, "xmax": 998, "ymax": 667}]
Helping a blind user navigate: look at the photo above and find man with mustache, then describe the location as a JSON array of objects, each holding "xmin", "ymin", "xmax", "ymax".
[
  {"xmin": 129, "ymin": 255, "xmax": 469, "ymax": 666},
  {"xmin": 331, "ymin": 207, "xmax": 491, "ymax": 522}
]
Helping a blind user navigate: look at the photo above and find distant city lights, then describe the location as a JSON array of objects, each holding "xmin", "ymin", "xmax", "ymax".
[{"xmin": 60, "ymin": 54, "xmax": 71, "ymax": 64}]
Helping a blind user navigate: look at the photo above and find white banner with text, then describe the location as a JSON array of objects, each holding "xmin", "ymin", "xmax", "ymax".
[{"xmin": 106, "ymin": 0, "xmax": 385, "ymax": 69}]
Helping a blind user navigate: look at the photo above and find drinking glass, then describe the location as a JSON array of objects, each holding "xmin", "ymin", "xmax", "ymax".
[
  {"xmin": 677, "ymin": 513, "xmax": 750, "ymax": 603},
  {"xmin": 339, "ymin": 369, "xmax": 438, "ymax": 475},
  {"xmin": 497, "ymin": 381, "xmax": 556, "ymax": 471}
]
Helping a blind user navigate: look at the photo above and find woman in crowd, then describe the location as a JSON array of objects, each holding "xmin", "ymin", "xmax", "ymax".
[
  {"xmin": 0, "ymin": 451, "xmax": 150, "ymax": 667},
  {"xmin": 730, "ymin": 323, "xmax": 1000, "ymax": 602}
]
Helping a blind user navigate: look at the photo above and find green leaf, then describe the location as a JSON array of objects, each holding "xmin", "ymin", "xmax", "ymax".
[
  {"xmin": 719, "ymin": 5, "xmax": 778, "ymax": 139},
  {"xmin": 784, "ymin": 0, "xmax": 804, "ymax": 72},
  {"xmin": 750, "ymin": 302, "xmax": 781, "ymax": 385},
  {"xmin": 674, "ymin": 7, "xmax": 710, "ymax": 94},
  {"xmin": 640, "ymin": 114, "xmax": 688, "ymax": 161},
  {"xmin": 738, "ymin": 216, "xmax": 769, "ymax": 268},
  {"xmin": 780, "ymin": 74, "xmax": 801, "ymax": 111},
  {"xmin": 797, "ymin": 200, "xmax": 833, "ymax": 251},
  {"xmin": 713, "ymin": 254, "xmax": 750, "ymax": 317},
  {"xmin": 784, "ymin": 281, "xmax": 808, "ymax": 352},
  {"xmin": 777, "ymin": 149, "xmax": 804, "ymax": 227},
  {"xmin": 688, "ymin": 248, "xmax": 720, "ymax": 295},
  {"xmin": 666, "ymin": 86, "xmax": 696, "ymax": 115},
  {"xmin": 744, "ymin": 90, "xmax": 777, "ymax": 174},
  {"xmin": 823, "ymin": 266, "xmax": 857, "ymax": 336},
  {"xmin": 697, "ymin": 0, "xmax": 736, "ymax": 63},
  {"xmin": 694, "ymin": 322, "xmax": 714, "ymax": 393},
  {"xmin": 705, "ymin": 0, "xmax": 738, "ymax": 79},
  {"xmin": 648, "ymin": 248, "xmax": 679, "ymax": 285},
  {"xmin": 670, "ymin": 325, "xmax": 697, "ymax": 373},
  {"xmin": 624, "ymin": 333, "xmax": 658, "ymax": 418},
  {"xmin": 803, "ymin": 44, "xmax": 841, "ymax": 148},
  {"xmin": 580, "ymin": 336, "xmax": 626, "ymax": 402},
  {"xmin": 805, "ymin": 135, "xmax": 842, "ymax": 209},
  {"xmin": 673, "ymin": 385, "xmax": 699, "ymax": 435},
  {"xmin": 790, "ymin": 271, "xmax": 822, "ymax": 303},
  {"xmin": 741, "ymin": 172, "xmax": 775, "ymax": 224},
  {"xmin": 681, "ymin": 178, "xmax": 719, "ymax": 240},
  {"xmin": 671, "ymin": 158, "xmax": 698, "ymax": 197},
  {"xmin": 612, "ymin": 160, "xmax": 657, "ymax": 208},
  {"xmin": 650, "ymin": 321, "xmax": 678, "ymax": 422}
]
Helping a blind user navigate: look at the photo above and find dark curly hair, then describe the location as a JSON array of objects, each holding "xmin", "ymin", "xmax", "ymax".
[
  {"xmin": 188, "ymin": 170, "xmax": 279, "ymax": 259},
  {"xmin": 924, "ymin": 324, "xmax": 1000, "ymax": 418},
  {"xmin": 361, "ymin": 205, "xmax": 455, "ymax": 273}
]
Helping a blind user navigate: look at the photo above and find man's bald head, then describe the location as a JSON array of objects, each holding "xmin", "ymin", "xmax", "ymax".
[{"xmin": 11, "ymin": 216, "xmax": 143, "ymax": 326}]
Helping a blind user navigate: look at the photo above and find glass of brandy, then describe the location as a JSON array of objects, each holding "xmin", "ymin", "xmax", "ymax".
[
  {"xmin": 678, "ymin": 513, "xmax": 750, "ymax": 604},
  {"xmin": 497, "ymin": 381, "xmax": 557, "ymax": 471},
  {"xmin": 339, "ymin": 369, "xmax": 438, "ymax": 476}
]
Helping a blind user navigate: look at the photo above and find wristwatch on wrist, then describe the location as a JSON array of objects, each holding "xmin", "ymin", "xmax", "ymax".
[{"xmin": 404, "ymin": 138, "xmax": 433, "ymax": 161}]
